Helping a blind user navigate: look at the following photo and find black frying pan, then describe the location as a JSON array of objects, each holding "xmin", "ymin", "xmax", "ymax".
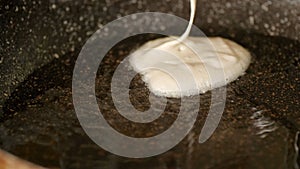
[{"xmin": 0, "ymin": 0, "xmax": 299, "ymax": 169}]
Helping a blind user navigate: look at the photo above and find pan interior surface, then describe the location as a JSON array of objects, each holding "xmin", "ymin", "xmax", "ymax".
[{"xmin": 0, "ymin": 32, "xmax": 299, "ymax": 169}]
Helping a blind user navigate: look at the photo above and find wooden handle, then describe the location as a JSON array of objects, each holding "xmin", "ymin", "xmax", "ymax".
[{"xmin": 0, "ymin": 149, "xmax": 48, "ymax": 169}]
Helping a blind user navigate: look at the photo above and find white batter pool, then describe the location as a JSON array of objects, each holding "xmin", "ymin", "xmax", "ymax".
[{"xmin": 129, "ymin": 0, "xmax": 251, "ymax": 98}]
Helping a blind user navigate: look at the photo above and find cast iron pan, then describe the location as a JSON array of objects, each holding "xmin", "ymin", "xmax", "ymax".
[{"xmin": 0, "ymin": 0, "xmax": 299, "ymax": 169}]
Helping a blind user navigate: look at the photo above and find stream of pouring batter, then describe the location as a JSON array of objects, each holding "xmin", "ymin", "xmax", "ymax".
[
  {"xmin": 160, "ymin": 0, "xmax": 196, "ymax": 48},
  {"xmin": 178, "ymin": 0, "xmax": 197, "ymax": 42},
  {"xmin": 129, "ymin": 0, "xmax": 251, "ymax": 98}
]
